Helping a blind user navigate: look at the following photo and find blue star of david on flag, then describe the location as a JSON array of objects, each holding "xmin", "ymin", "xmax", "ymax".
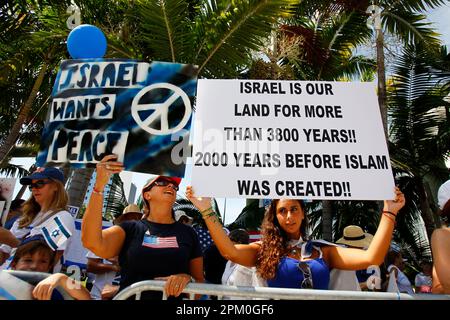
[{"xmin": 41, "ymin": 216, "xmax": 72, "ymax": 251}]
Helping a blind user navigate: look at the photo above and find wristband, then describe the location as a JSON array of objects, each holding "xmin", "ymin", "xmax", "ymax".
[
  {"xmin": 200, "ymin": 207, "xmax": 213, "ymax": 215},
  {"xmin": 382, "ymin": 210, "xmax": 397, "ymax": 217},
  {"xmin": 92, "ymin": 186, "xmax": 104, "ymax": 195},
  {"xmin": 382, "ymin": 212, "xmax": 396, "ymax": 225}
]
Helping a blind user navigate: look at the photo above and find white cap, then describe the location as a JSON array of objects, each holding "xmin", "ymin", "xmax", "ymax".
[
  {"xmin": 174, "ymin": 210, "xmax": 193, "ymax": 222},
  {"xmin": 438, "ymin": 180, "xmax": 450, "ymax": 210}
]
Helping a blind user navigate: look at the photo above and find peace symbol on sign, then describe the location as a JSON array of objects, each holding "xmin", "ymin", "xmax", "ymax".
[{"xmin": 131, "ymin": 83, "xmax": 192, "ymax": 135}]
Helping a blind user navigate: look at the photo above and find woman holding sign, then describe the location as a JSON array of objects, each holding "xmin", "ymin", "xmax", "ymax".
[
  {"xmin": 186, "ymin": 186, "xmax": 405, "ymax": 290},
  {"xmin": 82, "ymin": 155, "xmax": 204, "ymax": 300}
]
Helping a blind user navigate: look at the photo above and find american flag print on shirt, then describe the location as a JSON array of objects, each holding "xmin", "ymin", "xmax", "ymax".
[{"xmin": 142, "ymin": 234, "xmax": 179, "ymax": 249}]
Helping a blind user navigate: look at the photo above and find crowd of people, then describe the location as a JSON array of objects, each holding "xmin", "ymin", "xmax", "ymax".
[{"xmin": 0, "ymin": 159, "xmax": 449, "ymax": 300}]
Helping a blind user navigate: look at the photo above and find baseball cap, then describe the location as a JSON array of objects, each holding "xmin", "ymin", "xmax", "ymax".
[
  {"xmin": 141, "ymin": 176, "xmax": 182, "ymax": 209},
  {"xmin": 20, "ymin": 167, "xmax": 65, "ymax": 185},
  {"xmin": 142, "ymin": 176, "xmax": 182, "ymax": 191}
]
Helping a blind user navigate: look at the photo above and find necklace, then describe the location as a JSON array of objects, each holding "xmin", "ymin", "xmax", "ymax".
[{"xmin": 288, "ymin": 236, "xmax": 304, "ymax": 258}]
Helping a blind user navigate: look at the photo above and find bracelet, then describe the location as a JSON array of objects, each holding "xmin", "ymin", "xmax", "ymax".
[
  {"xmin": 203, "ymin": 210, "xmax": 217, "ymax": 219},
  {"xmin": 382, "ymin": 212, "xmax": 396, "ymax": 225},
  {"xmin": 382, "ymin": 210, "xmax": 397, "ymax": 217},
  {"xmin": 200, "ymin": 207, "xmax": 213, "ymax": 215},
  {"xmin": 92, "ymin": 186, "xmax": 104, "ymax": 195}
]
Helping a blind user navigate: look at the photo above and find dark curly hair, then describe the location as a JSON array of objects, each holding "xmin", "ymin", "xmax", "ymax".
[{"xmin": 256, "ymin": 199, "xmax": 308, "ymax": 280}]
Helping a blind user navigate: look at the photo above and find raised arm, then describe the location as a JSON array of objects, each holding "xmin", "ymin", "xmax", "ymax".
[
  {"xmin": 81, "ymin": 155, "xmax": 126, "ymax": 259},
  {"xmin": 325, "ymin": 187, "xmax": 405, "ymax": 270},
  {"xmin": 186, "ymin": 186, "xmax": 259, "ymax": 267}
]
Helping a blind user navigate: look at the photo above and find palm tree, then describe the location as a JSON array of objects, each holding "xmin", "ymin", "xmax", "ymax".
[
  {"xmin": 1, "ymin": 0, "xmax": 299, "ymax": 213},
  {"xmin": 388, "ymin": 44, "xmax": 450, "ymax": 240},
  {"xmin": 132, "ymin": 0, "xmax": 297, "ymax": 78}
]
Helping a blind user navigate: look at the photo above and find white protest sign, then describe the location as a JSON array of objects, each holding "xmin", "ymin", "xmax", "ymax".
[{"xmin": 191, "ymin": 79, "xmax": 395, "ymax": 200}]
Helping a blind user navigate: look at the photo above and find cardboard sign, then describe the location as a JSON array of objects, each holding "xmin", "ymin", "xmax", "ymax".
[
  {"xmin": 191, "ymin": 79, "xmax": 395, "ymax": 200},
  {"xmin": 36, "ymin": 59, "xmax": 198, "ymax": 177}
]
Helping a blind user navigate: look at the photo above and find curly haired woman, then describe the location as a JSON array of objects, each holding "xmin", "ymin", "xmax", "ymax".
[{"xmin": 187, "ymin": 186, "xmax": 405, "ymax": 290}]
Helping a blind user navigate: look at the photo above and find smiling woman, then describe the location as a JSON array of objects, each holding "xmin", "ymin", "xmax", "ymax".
[
  {"xmin": 81, "ymin": 155, "xmax": 204, "ymax": 300},
  {"xmin": 186, "ymin": 186, "xmax": 406, "ymax": 291}
]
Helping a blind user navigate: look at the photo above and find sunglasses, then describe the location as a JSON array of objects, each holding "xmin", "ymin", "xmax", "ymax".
[
  {"xmin": 152, "ymin": 180, "xmax": 179, "ymax": 191},
  {"xmin": 298, "ymin": 261, "xmax": 313, "ymax": 289},
  {"xmin": 28, "ymin": 180, "xmax": 51, "ymax": 191}
]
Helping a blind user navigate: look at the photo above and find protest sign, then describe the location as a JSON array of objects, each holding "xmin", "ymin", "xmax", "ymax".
[
  {"xmin": 36, "ymin": 59, "xmax": 198, "ymax": 177},
  {"xmin": 0, "ymin": 178, "xmax": 17, "ymax": 225},
  {"xmin": 191, "ymin": 79, "xmax": 395, "ymax": 200}
]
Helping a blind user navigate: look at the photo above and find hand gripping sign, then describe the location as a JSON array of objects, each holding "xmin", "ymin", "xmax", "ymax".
[{"xmin": 36, "ymin": 59, "xmax": 198, "ymax": 176}]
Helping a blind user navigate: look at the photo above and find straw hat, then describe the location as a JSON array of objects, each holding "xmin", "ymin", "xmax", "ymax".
[
  {"xmin": 336, "ymin": 225, "xmax": 374, "ymax": 249},
  {"xmin": 114, "ymin": 204, "xmax": 143, "ymax": 224},
  {"xmin": 174, "ymin": 210, "xmax": 193, "ymax": 223},
  {"xmin": 438, "ymin": 179, "xmax": 450, "ymax": 210}
]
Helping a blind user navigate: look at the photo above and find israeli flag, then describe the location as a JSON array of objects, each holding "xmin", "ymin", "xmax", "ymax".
[{"xmin": 41, "ymin": 216, "xmax": 72, "ymax": 251}]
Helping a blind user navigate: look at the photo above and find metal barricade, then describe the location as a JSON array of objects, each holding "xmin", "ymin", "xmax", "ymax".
[{"xmin": 113, "ymin": 280, "xmax": 450, "ymax": 300}]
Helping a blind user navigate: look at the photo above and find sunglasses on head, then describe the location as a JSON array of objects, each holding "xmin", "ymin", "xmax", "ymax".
[
  {"xmin": 28, "ymin": 180, "xmax": 51, "ymax": 191},
  {"xmin": 152, "ymin": 179, "xmax": 179, "ymax": 191},
  {"xmin": 298, "ymin": 261, "xmax": 313, "ymax": 289}
]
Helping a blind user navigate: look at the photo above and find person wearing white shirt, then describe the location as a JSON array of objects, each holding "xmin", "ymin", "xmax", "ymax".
[
  {"xmin": 386, "ymin": 250, "xmax": 414, "ymax": 295},
  {"xmin": 414, "ymin": 261, "xmax": 432, "ymax": 293},
  {"xmin": 0, "ymin": 167, "xmax": 74, "ymax": 271}
]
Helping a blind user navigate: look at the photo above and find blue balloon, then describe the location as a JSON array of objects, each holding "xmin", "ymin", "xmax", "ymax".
[{"xmin": 67, "ymin": 24, "xmax": 107, "ymax": 59}]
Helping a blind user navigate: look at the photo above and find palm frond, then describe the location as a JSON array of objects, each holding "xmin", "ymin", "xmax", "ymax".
[
  {"xmin": 134, "ymin": 0, "xmax": 192, "ymax": 62},
  {"xmin": 195, "ymin": 0, "xmax": 297, "ymax": 77},
  {"xmin": 382, "ymin": 9, "xmax": 441, "ymax": 47}
]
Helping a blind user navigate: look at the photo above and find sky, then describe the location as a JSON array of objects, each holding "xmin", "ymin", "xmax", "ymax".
[{"xmin": 4, "ymin": 4, "xmax": 450, "ymax": 225}]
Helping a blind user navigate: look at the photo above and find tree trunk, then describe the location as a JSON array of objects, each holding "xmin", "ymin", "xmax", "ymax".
[
  {"xmin": 0, "ymin": 63, "xmax": 48, "ymax": 163},
  {"xmin": 14, "ymin": 184, "xmax": 28, "ymax": 200},
  {"xmin": 15, "ymin": 163, "xmax": 36, "ymax": 200},
  {"xmin": 322, "ymin": 200, "xmax": 333, "ymax": 241},
  {"xmin": 416, "ymin": 177, "xmax": 438, "ymax": 241},
  {"xmin": 66, "ymin": 168, "xmax": 94, "ymax": 210},
  {"xmin": 376, "ymin": 29, "xmax": 388, "ymax": 139}
]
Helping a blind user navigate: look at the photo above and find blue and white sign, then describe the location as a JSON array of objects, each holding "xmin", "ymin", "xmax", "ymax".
[{"xmin": 36, "ymin": 59, "xmax": 198, "ymax": 176}]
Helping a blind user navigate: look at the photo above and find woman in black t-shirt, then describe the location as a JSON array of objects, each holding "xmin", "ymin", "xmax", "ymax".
[{"xmin": 82, "ymin": 155, "xmax": 204, "ymax": 299}]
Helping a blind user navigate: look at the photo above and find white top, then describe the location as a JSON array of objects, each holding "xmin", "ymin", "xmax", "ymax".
[
  {"xmin": 329, "ymin": 269, "xmax": 361, "ymax": 291},
  {"xmin": 0, "ymin": 210, "xmax": 75, "ymax": 254},
  {"xmin": 415, "ymin": 272, "xmax": 432, "ymax": 287},
  {"xmin": 86, "ymin": 251, "xmax": 117, "ymax": 300},
  {"xmin": 388, "ymin": 265, "xmax": 414, "ymax": 294},
  {"xmin": 221, "ymin": 261, "xmax": 258, "ymax": 300},
  {"xmin": 0, "ymin": 210, "xmax": 74, "ymax": 271}
]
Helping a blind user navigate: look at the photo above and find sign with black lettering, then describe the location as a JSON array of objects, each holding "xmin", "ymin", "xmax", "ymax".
[
  {"xmin": 36, "ymin": 59, "xmax": 198, "ymax": 176},
  {"xmin": 191, "ymin": 79, "xmax": 395, "ymax": 200}
]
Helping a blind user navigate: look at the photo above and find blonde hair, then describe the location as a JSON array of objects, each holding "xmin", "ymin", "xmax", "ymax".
[{"xmin": 18, "ymin": 180, "xmax": 68, "ymax": 228}]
